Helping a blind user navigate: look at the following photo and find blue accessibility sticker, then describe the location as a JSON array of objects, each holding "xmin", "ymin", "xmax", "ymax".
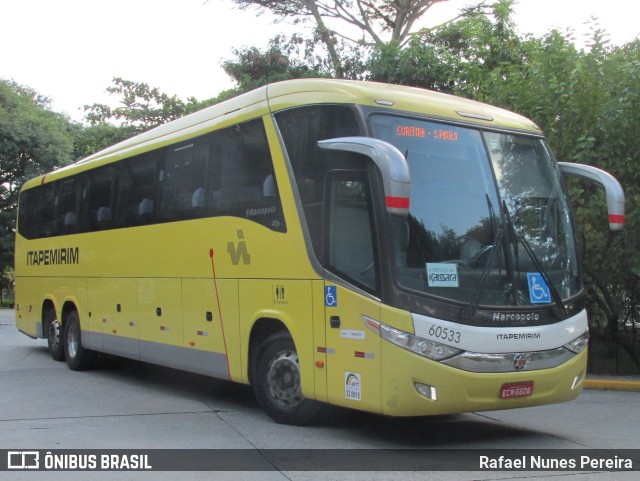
[
  {"xmin": 325, "ymin": 286, "xmax": 337, "ymax": 307},
  {"xmin": 527, "ymin": 273, "xmax": 551, "ymax": 304}
]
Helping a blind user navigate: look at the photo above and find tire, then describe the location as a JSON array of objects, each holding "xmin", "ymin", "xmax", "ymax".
[
  {"xmin": 44, "ymin": 308, "xmax": 65, "ymax": 362},
  {"xmin": 63, "ymin": 311, "xmax": 96, "ymax": 371},
  {"xmin": 252, "ymin": 331, "xmax": 322, "ymax": 425}
]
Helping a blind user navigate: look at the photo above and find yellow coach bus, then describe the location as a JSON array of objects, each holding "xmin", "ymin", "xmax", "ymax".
[{"xmin": 15, "ymin": 79, "xmax": 625, "ymax": 425}]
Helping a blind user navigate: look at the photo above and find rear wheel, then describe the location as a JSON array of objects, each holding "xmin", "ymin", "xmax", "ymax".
[
  {"xmin": 63, "ymin": 311, "xmax": 96, "ymax": 371},
  {"xmin": 44, "ymin": 308, "xmax": 64, "ymax": 361},
  {"xmin": 252, "ymin": 331, "xmax": 322, "ymax": 425}
]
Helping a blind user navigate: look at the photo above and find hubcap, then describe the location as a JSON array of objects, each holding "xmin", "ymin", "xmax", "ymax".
[
  {"xmin": 48, "ymin": 319, "xmax": 60, "ymax": 351},
  {"xmin": 267, "ymin": 350, "xmax": 303, "ymax": 406},
  {"xmin": 67, "ymin": 322, "xmax": 79, "ymax": 359}
]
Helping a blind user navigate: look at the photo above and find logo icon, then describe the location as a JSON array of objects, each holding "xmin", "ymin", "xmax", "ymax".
[
  {"xmin": 527, "ymin": 273, "xmax": 551, "ymax": 304},
  {"xmin": 325, "ymin": 286, "xmax": 337, "ymax": 307},
  {"xmin": 344, "ymin": 371, "xmax": 361, "ymax": 401},
  {"xmin": 7, "ymin": 451, "xmax": 39, "ymax": 470},
  {"xmin": 273, "ymin": 285, "xmax": 288, "ymax": 305},
  {"xmin": 513, "ymin": 353, "xmax": 528, "ymax": 371},
  {"xmin": 227, "ymin": 230, "xmax": 251, "ymax": 265}
]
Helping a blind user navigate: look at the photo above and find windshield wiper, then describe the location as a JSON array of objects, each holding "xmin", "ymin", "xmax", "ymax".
[
  {"xmin": 462, "ymin": 226, "xmax": 504, "ymax": 320},
  {"xmin": 502, "ymin": 202, "xmax": 568, "ymax": 316},
  {"xmin": 461, "ymin": 195, "xmax": 502, "ymax": 320},
  {"xmin": 462, "ymin": 198, "xmax": 567, "ymax": 320}
]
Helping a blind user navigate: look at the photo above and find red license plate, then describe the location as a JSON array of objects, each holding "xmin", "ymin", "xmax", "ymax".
[{"xmin": 500, "ymin": 381, "xmax": 534, "ymax": 399}]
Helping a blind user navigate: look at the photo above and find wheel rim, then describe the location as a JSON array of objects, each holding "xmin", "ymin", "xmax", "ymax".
[
  {"xmin": 48, "ymin": 319, "xmax": 60, "ymax": 351},
  {"xmin": 66, "ymin": 322, "xmax": 79, "ymax": 359},
  {"xmin": 267, "ymin": 350, "xmax": 303, "ymax": 406}
]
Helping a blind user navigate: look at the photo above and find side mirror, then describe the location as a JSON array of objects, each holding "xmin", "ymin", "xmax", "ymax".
[
  {"xmin": 559, "ymin": 162, "xmax": 625, "ymax": 231},
  {"xmin": 318, "ymin": 137, "xmax": 411, "ymax": 216}
]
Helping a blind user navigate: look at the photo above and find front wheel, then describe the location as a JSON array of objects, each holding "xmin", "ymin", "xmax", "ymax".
[
  {"xmin": 64, "ymin": 311, "xmax": 96, "ymax": 371},
  {"xmin": 252, "ymin": 332, "xmax": 322, "ymax": 425}
]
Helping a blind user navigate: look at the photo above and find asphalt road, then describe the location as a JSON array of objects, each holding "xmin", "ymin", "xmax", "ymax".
[{"xmin": 1, "ymin": 309, "xmax": 638, "ymax": 481}]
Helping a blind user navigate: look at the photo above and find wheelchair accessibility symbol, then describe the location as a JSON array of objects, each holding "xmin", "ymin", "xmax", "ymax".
[
  {"xmin": 527, "ymin": 273, "xmax": 551, "ymax": 304},
  {"xmin": 325, "ymin": 286, "xmax": 337, "ymax": 307}
]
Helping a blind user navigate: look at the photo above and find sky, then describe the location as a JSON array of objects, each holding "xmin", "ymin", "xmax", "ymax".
[{"xmin": 2, "ymin": 0, "xmax": 638, "ymax": 122}]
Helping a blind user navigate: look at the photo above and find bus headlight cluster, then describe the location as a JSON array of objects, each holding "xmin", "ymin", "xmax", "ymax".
[
  {"xmin": 563, "ymin": 331, "xmax": 589, "ymax": 354},
  {"xmin": 379, "ymin": 324, "xmax": 462, "ymax": 361}
]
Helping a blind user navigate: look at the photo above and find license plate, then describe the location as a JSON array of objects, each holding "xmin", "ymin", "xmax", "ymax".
[{"xmin": 500, "ymin": 381, "xmax": 534, "ymax": 399}]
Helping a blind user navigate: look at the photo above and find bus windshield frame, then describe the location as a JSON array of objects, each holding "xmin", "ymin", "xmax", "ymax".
[{"xmin": 368, "ymin": 113, "xmax": 582, "ymax": 319}]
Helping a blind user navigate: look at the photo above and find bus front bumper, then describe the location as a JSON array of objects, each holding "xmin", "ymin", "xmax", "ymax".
[{"xmin": 380, "ymin": 342, "xmax": 587, "ymax": 417}]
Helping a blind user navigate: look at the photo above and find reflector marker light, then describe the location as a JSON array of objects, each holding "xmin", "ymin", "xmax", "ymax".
[
  {"xmin": 386, "ymin": 196, "xmax": 410, "ymax": 209},
  {"xmin": 317, "ymin": 347, "xmax": 336, "ymax": 354},
  {"xmin": 355, "ymin": 351, "xmax": 375, "ymax": 359},
  {"xmin": 609, "ymin": 214, "xmax": 624, "ymax": 225},
  {"xmin": 365, "ymin": 320, "xmax": 380, "ymax": 331}
]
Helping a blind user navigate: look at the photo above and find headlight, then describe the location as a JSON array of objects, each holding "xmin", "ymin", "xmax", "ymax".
[
  {"xmin": 379, "ymin": 324, "xmax": 462, "ymax": 361},
  {"xmin": 563, "ymin": 331, "xmax": 589, "ymax": 354}
]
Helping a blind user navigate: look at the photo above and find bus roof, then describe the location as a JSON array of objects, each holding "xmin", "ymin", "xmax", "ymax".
[
  {"xmin": 266, "ymin": 79, "xmax": 541, "ymax": 133},
  {"xmin": 26, "ymin": 79, "xmax": 542, "ymax": 188}
]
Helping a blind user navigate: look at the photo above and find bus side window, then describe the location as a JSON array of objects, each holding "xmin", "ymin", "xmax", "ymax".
[
  {"xmin": 325, "ymin": 171, "xmax": 378, "ymax": 292},
  {"xmin": 115, "ymin": 154, "xmax": 159, "ymax": 227},
  {"xmin": 56, "ymin": 178, "xmax": 80, "ymax": 235},
  {"xmin": 37, "ymin": 184, "xmax": 57, "ymax": 237},
  {"xmin": 84, "ymin": 166, "xmax": 115, "ymax": 231},
  {"xmin": 160, "ymin": 139, "xmax": 209, "ymax": 221},
  {"xmin": 211, "ymin": 119, "xmax": 286, "ymax": 232},
  {"xmin": 275, "ymin": 105, "xmax": 362, "ymax": 257},
  {"xmin": 17, "ymin": 188, "xmax": 38, "ymax": 239}
]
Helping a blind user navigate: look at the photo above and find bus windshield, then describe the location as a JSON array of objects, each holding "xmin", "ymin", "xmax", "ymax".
[{"xmin": 370, "ymin": 114, "xmax": 581, "ymax": 308}]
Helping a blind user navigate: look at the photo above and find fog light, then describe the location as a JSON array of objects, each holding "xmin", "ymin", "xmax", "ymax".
[
  {"xmin": 571, "ymin": 370, "xmax": 585, "ymax": 390},
  {"xmin": 415, "ymin": 383, "xmax": 438, "ymax": 401}
]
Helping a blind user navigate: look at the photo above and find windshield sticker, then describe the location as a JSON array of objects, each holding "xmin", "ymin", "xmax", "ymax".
[
  {"xmin": 426, "ymin": 263, "xmax": 459, "ymax": 288},
  {"xmin": 527, "ymin": 273, "xmax": 552, "ymax": 304}
]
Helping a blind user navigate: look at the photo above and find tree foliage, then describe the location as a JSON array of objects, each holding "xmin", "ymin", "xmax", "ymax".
[
  {"xmin": 230, "ymin": 0, "xmax": 490, "ymax": 76},
  {"xmin": 367, "ymin": 0, "xmax": 522, "ymax": 93},
  {"xmin": 0, "ymin": 79, "xmax": 75, "ymax": 274},
  {"xmin": 83, "ymin": 77, "xmax": 208, "ymax": 131},
  {"xmin": 222, "ymin": 34, "xmax": 329, "ymax": 92}
]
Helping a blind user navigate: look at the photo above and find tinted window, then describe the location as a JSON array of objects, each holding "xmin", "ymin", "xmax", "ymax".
[
  {"xmin": 211, "ymin": 120, "xmax": 286, "ymax": 231},
  {"xmin": 160, "ymin": 139, "xmax": 209, "ymax": 221},
  {"xmin": 83, "ymin": 166, "xmax": 115, "ymax": 230},
  {"xmin": 326, "ymin": 173, "xmax": 377, "ymax": 291},
  {"xmin": 116, "ymin": 154, "xmax": 159, "ymax": 227},
  {"xmin": 56, "ymin": 178, "xmax": 81, "ymax": 234},
  {"xmin": 275, "ymin": 105, "xmax": 362, "ymax": 258},
  {"xmin": 17, "ymin": 118, "xmax": 285, "ymax": 238}
]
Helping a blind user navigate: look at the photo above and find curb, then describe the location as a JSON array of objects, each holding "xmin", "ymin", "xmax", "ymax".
[{"xmin": 584, "ymin": 379, "xmax": 640, "ymax": 392}]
